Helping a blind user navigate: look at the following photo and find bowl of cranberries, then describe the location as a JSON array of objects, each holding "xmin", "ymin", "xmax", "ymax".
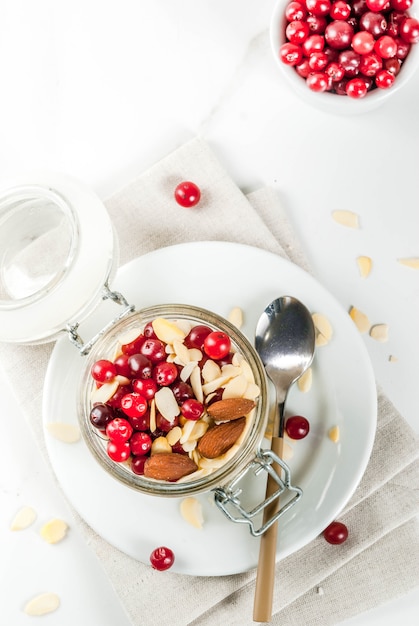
[
  {"xmin": 79, "ymin": 303, "xmax": 269, "ymax": 498},
  {"xmin": 271, "ymin": 0, "xmax": 419, "ymax": 111}
]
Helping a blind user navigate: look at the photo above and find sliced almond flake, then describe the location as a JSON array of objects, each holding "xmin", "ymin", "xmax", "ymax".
[
  {"xmin": 180, "ymin": 361, "xmax": 198, "ymax": 382},
  {"xmin": 46, "ymin": 423, "xmax": 81, "ymax": 444},
  {"xmin": 282, "ymin": 442, "xmax": 294, "ymax": 461},
  {"xmin": 188, "ymin": 420, "xmax": 209, "ymax": 442},
  {"xmin": 188, "ymin": 348, "xmax": 202, "ymax": 362},
  {"xmin": 152, "ymin": 317, "xmax": 187, "ymax": 344},
  {"xmin": 356, "ymin": 255, "xmax": 372, "ymax": 278},
  {"xmin": 190, "ymin": 365, "xmax": 204, "ymax": 403},
  {"xmin": 328, "ymin": 425, "xmax": 340, "ymax": 443},
  {"xmin": 155, "ymin": 387, "xmax": 180, "ymax": 422},
  {"xmin": 370, "ymin": 323, "xmax": 389, "ymax": 342},
  {"xmin": 228, "ymin": 306, "xmax": 243, "ymax": 329},
  {"xmin": 180, "ymin": 497, "xmax": 204, "ymax": 529},
  {"xmin": 388, "ymin": 354, "xmax": 398, "ymax": 362},
  {"xmin": 165, "ymin": 343, "xmax": 173, "ymax": 354},
  {"xmin": 173, "ymin": 318, "xmax": 193, "ymax": 335},
  {"xmin": 332, "ymin": 209, "xmax": 359, "ymax": 228},
  {"xmin": 166, "ymin": 353, "xmax": 176, "ymax": 363},
  {"xmin": 312, "ymin": 313, "xmax": 333, "ymax": 346},
  {"xmin": 182, "ymin": 440, "xmax": 197, "ymax": 452},
  {"xmin": 349, "ymin": 306, "xmax": 371, "ymax": 334},
  {"xmin": 202, "ymin": 359, "xmax": 221, "ymax": 383},
  {"xmin": 237, "ymin": 358, "xmax": 255, "ymax": 384},
  {"xmin": 243, "ymin": 382, "xmax": 261, "ymax": 400},
  {"xmin": 166, "ymin": 426, "xmax": 182, "ymax": 446},
  {"xmin": 297, "ymin": 367, "xmax": 312, "ymax": 393},
  {"xmin": 91, "ymin": 379, "xmax": 119, "ymax": 404},
  {"xmin": 222, "ymin": 373, "xmax": 248, "ymax": 399},
  {"xmin": 202, "ymin": 374, "xmax": 233, "ymax": 395},
  {"xmin": 149, "ymin": 399, "xmax": 156, "ymax": 433},
  {"xmin": 151, "ymin": 436, "xmax": 172, "ymax": 454},
  {"xmin": 118, "ymin": 327, "xmax": 144, "ymax": 346},
  {"xmin": 40, "ymin": 518, "xmax": 68, "ymax": 544},
  {"xmin": 173, "ymin": 339, "xmax": 191, "ymax": 365},
  {"xmin": 10, "ymin": 506, "xmax": 37, "ymax": 531},
  {"xmin": 180, "ymin": 420, "xmax": 196, "ymax": 445},
  {"xmin": 24, "ymin": 592, "xmax": 60, "ymax": 616},
  {"xmin": 220, "ymin": 364, "xmax": 241, "ymax": 378},
  {"xmin": 177, "ymin": 467, "xmax": 211, "ymax": 482},
  {"xmin": 115, "ymin": 374, "xmax": 130, "ymax": 385},
  {"xmin": 397, "ymin": 257, "xmax": 419, "ymax": 269}
]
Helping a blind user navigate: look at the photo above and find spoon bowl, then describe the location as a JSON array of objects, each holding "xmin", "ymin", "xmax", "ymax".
[{"xmin": 253, "ymin": 296, "xmax": 315, "ymax": 623}]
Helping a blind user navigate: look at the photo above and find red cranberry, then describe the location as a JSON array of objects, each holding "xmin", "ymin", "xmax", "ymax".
[
  {"xmin": 184, "ymin": 325, "xmax": 212, "ymax": 350},
  {"xmin": 106, "ymin": 417, "xmax": 133, "ymax": 443},
  {"xmin": 338, "ymin": 49, "xmax": 361, "ymax": 76},
  {"xmin": 113, "ymin": 354, "xmax": 131, "ymax": 378},
  {"xmin": 120, "ymin": 392, "xmax": 148, "ymax": 418},
  {"xmin": 128, "ymin": 353, "xmax": 152, "ymax": 379},
  {"xmin": 325, "ymin": 20, "xmax": 354, "ymax": 49},
  {"xmin": 359, "ymin": 11, "xmax": 387, "ymax": 36},
  {"xmin": 309, "ymin": 51, "xmax": 329, "ymax": 70},
  {"xmin": 279, "ymin": 42, "xmax": 304, "ymax": 65},
  {"xmin": 302, "ymin": 34, "xmax": 325, "ymax": 55},
  {"xmin": 352, "ymin": 31, "xmax": 375, "ymax": 55},
  {"xmin": 359, "ymin": 52, "xmax": 383, "ymax": 76},
  {"xmin": 132, "ymin": 378, "xmax": 158, "ymax": 400},
  {"xmin": 107, "ymin": 440, "xmax": 131, "ymax": 463},
  {"xmin": 323, "ymin": 521, "xmax": 349, "ymax": 544},
  {"xmin": 399, "ymin": 16, "xmax": 419, "ymax": 43},
  {"xmin": 307, "ymin": 14, "xmax": 328, "ymax": 33},
  {"xmin": 91, "ymin": 359, "xmax": 116, "ymax": 383},
  {"xmin": 174, "ymin": 182, "xmax": 201, "ymax": 208},
  {"xmin": 375, "ymin": 68, "xmax": 396, "ymax": 87},
  {"xmin": 330, "ymin": 1, "xmax": 351, "ymax": 20},
  {"xmin": 121, "ymin": 334, "xmax": 145, "ymax": 356},
  {"xmin": 366, "ymin": 0, "xmax": 390, "ymax": 10},
  {"xmin": 150, "ymin": 546, "xmax": 175, "ymax": 571},
  {"xmin": 286, "ymin": 20, "xmax": 310, "ymax": 44},
  {"xmin": 374, "ymin": 35, "xmax": 398, "ymax": 58},
  {"xmin": 130, "ymin": 431, "xmax": 152, "ymax": 455},
  {"xmin": 90, "ymin": 403, "xmax": 115, "ymax": 429},
  {"xmin": 285, "ymin": 1, "xmax": 308, "ymax": 21},
  {"xmin": 346, "ymin": 77, "xmax": 368, "ymax": 97},
  {"xmin": 153, "ymin": 361, "xmax": 178, "ymax": 386},
  {"xmin": 131, "ymin": 455, "xmax": 147, "ymax": 475},
  {"xmin": 285, "ymin": 415, "xmax": 310, "ymax": 439},
  {"xmin": 306, "ymin": 71, "xmax": 330, "ymax": 91},
  {"xmin": 181, "ymin": 399, "xmax": 204, "ymax": 421},
  {"xmin": 325, "ymin": 61, "xmax": 346, "ymax": 81},
  {"xmin": 306, "ymin": 0, "xmax": 332, "ymax": 16},
  {"xmin": 203, "ymin": 331, "xmax": 231, "ymax": 360}
]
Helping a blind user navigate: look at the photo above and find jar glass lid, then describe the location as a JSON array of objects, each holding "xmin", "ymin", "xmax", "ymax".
[{"xmin": 0, "ymin": 173, "xmax": 116, "ymax": 344}]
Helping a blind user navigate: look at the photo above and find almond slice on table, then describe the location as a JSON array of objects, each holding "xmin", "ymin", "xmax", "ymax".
[
  {"xmin": 144, "ymin": 453, "xmax": 198, "ymax": 481},
  {"xmin": 10, "ymin": 506, "xmax": 37, "ymax": 531},
  {"xmin": 332, "ymin": 209, "xmax": 360, "ymax": 228},
  {"xmin": 40, "ymin": 518, "xmax": 68, "ymax": 544},
  {"xmin": 207, "ymin": 397, "xmax": 256, "ymax": 422},
  {"xmin": 356, "ymin": 255, "xmax": 372, "ymax": 278},
  {"xmin": 46, "ymin": 422, "xmax": 81, "ymax": 443},
  {"xmin": 349, "ymin": 306, "xmax": 371, "ymax": 334},
  {"xmin": 297, "ymin": 367, "xmax": 312, "ymax": 393},
  {"xmin": 24, "ymin": 592, "xmax": 60, "ymax": 616},
  {"xmin": 312, "ymin": 313, "xmax": 333, "ymax": 346},
  {"xmin": 328, "ymin": 425, "xmax": 340, "ymax": 443},
  {"xmin": 180, "ymin": 497, "xmax": 204, "ymax": 529},
  {"xmin": 197, "ymin": 417, "xmax": 246, "ymax": 459},
  {"xmin": 370, "ymin": 323, "xmax": 389, "ymax": 342},
  {"xmin": 397, "ymin": 257, "xmax": 419, "ymax": 269},
  {"xmin": 228, "ymin": 306, "xmax": 243, "ymax": 329}
]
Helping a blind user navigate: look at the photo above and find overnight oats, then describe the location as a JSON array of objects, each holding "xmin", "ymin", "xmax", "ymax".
[{"xmin": 79, "ymin": 304, "xmax": 268, "ymax": 497}]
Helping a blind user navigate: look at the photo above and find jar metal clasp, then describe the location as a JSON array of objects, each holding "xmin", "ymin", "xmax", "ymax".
[
  {"xmin": 213, "ymin": 449, "xmax": 302, "ymax": 537},
  {"xmin": 66, "ymin": 283, "xmax": 135, "ymax": 356}
]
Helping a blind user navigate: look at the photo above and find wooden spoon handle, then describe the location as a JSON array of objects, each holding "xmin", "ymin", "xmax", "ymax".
[{"xmin": 253, "ymin": 435, "xmax": 284, "ymax": 623}]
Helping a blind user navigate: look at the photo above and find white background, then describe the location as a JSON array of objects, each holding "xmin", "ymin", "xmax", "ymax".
[{"xmin": 0, "ymin": 1, "xmax": 418, "ymax": 624}]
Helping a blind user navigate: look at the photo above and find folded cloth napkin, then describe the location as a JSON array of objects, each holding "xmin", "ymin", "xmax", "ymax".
[{"xmin": 1, "ymin": 138, "xmax": 418, "ymax": 625}]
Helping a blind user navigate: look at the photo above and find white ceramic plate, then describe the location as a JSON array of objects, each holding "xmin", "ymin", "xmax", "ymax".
[{"xmin": 43, "ymin": 242, "xmax": 377, "ymax": 576}]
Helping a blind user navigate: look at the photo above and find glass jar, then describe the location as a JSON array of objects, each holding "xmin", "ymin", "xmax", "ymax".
[{"xmin": 78, "ymin": 303, "xmax": 269, "ymax": 498}]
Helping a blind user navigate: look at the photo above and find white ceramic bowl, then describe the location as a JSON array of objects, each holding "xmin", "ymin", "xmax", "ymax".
[{"xmin": 270, "ymin": 0, "xmax": 419, "ymax": 114}]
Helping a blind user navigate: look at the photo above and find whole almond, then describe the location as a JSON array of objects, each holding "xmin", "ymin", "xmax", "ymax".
[
  {"xmin": 144, "ymin": 453, "xmax": 198, "ymax": 481},
  {"xmin": 197, "ymin": 417, "xmax": 246, "ymax": 459},
  {"xmin": 206, "ymin": 397, "xmax": 256, "ymax": 422}
]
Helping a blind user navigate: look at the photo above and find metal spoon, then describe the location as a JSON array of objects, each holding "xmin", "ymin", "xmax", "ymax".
[{"xmin": 253, "ymin": 296, "xmax": 315, "ymax": 623}]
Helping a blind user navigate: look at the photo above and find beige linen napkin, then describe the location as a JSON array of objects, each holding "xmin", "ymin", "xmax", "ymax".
[{"xmin": 1, "ymin": 138, "xmax": 418, "ymax": 625}]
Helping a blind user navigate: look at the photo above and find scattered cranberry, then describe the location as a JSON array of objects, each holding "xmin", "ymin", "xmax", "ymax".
[
  {"xmin": 150, "ymin": 546, "xmax": 175, "ymax": 571},
  {"xmin": 174, "ymin": 181, "xmax": 201, "ymax": 208},
  {"xmin": 323, "ymin": 520, "xmax": 349, "ymax": 544},
  {"xmin": 184, "ymin": 324, "xmax": 212, "ymax": 350},
  {"xmin": 132, "ymin": 378, "xmax": 158, "ymax": 400},
  {"xmin": 203, "ymin": 331, "xmax": 231, "ymax": 360},
  {"xmin": 279, "ymin": 0, "xmax": 418, "ymax": 97},
  {"xmin": 285, "ymin": 415, "xmax": 310, "ymax": 439},
  {"xmin": 152, "ymin": 361, "xmax": 178, "ymax": 386}
]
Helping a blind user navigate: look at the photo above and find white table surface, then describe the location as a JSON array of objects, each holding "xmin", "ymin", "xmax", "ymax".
[{"xmin": 0, "ymin": 1, "xmax": 418, "ymax": 624}]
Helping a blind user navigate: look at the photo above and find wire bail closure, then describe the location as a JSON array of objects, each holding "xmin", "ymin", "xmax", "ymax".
[
  {"xmin": 213, "ymin": 449, "xmax": 302, "ymax": 537},
  {"xmin": 66, "ymin": 283, "xmax": 135, "ymax": 356}
]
